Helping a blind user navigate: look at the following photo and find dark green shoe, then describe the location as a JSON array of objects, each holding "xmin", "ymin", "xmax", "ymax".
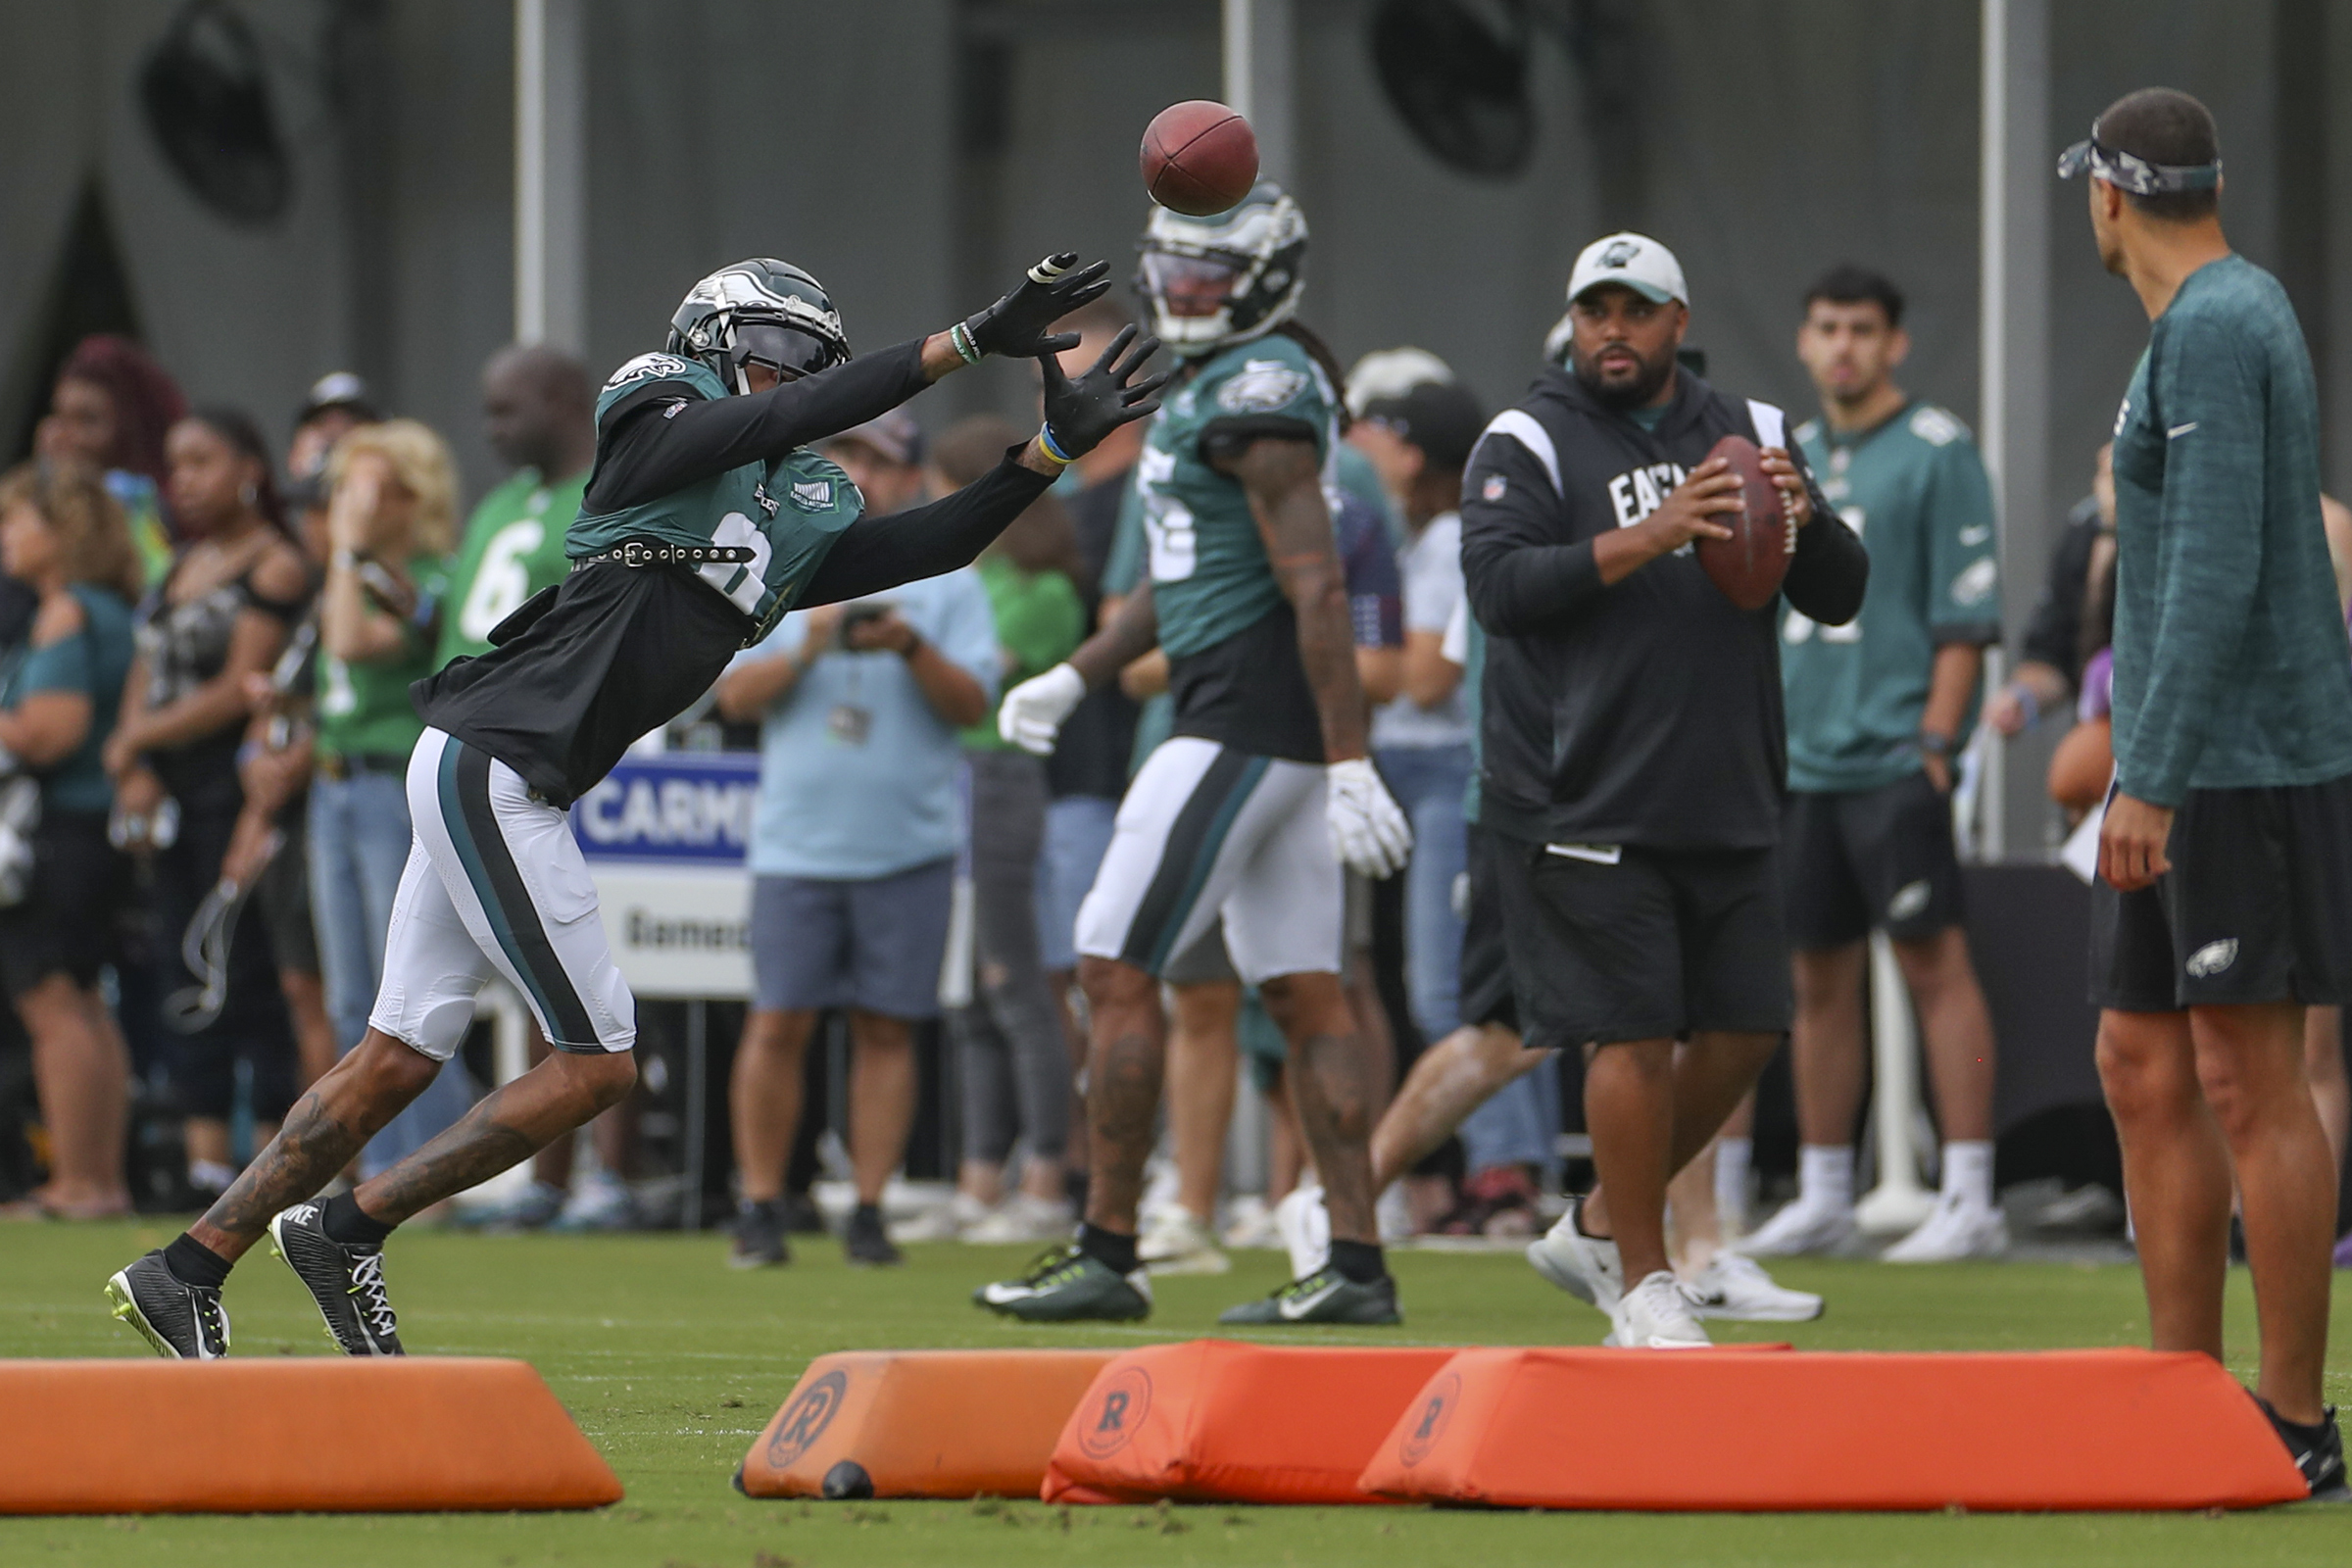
[
  {"xmin": 975, "ymin": 1245, "xmax": 1152, "ymax": 1322},
  {"xmin": 1217, "ymin": 1266, "xmax": 1402, "ymax": 1326}
]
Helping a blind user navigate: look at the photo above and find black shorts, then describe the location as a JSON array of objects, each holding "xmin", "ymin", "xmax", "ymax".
[
  {"xmin": 1456, "ymin": 824, "xmax": 1517, "ymax": 1032},
  {"xmin": 1491, "ymin": 833, "xmax": 1793, "ymax": 1050},
  {"xmin": 0, "ymin": 808, "xmax": 124, "ymax": 999},
  {"xmin": 2090, "ymin": 775, "xmax": 2352, "ymax": 1011},
  {"xmin": 1782, "ymin": 772, "xmax": 1964, "ymax": 950},
  {"xmin": 254, "ymin": 803, "xmax": 319, "ymax": 979}
]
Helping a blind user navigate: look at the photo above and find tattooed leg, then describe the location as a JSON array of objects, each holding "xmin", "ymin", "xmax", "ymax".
[
  {"xmin": 1076, "ymin": 956, "xmax": 1167, "ymax": 1231},
  {"xmin": 188, "ymin": 1030, "xmax": 442, "ymax": 1260},
  {"xmin": 1261, "ymin": 971, "xmax": 1382, "ymax": 1245},
  {"xmin": 354, "ymin": 1048, "xmax": 638, "ymax": 1226}
]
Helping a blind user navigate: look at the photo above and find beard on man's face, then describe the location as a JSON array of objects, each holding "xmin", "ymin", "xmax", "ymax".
[{"xmin": 1571, "ymin": 340, "xmax": 1676, "ymax": 411}]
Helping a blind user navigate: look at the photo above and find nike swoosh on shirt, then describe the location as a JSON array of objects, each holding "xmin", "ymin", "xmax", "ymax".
[{"xmin": 2167, "ymin": 421, "xmax": 2199, "ymax": 438}]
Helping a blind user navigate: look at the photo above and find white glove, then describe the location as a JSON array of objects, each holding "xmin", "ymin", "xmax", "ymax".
[
  {"xmin": 998, "ymin": 662, "xmax": 1087, "ymax": 756},
  {"xmin": 1325, "ymin": 757, "xmax": 1412, "ymax": 878}
]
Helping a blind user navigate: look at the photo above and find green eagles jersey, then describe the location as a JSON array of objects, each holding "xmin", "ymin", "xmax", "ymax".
[
  {"xmin": 317, "ymin": 556, "xmax": 450, "ymax": 760},
  {"xmin": 963, "ymin": 555, "xmax": 1086, "ymax": 752},
  {"xmin": 1783, "ymin": 402, "xmax": 2000, "ymax": 794},
  {"xmin": 437, "ymin": 466, "xmax": 588, "ymax": 667},
  {"xmin": 1126, "ymin": 333, "xmax": 1337, "ymax": 659},
  {"xmin": 567, "ymin": 353, "xmax": 862, "ymax": 644}
]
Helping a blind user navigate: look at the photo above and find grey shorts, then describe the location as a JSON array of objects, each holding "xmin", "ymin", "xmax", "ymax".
[{"xmin": 751, "ymin": 858, "xmax": 956, "ymax": 1019}]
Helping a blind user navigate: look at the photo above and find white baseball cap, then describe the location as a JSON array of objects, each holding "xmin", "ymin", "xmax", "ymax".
[{"xmin": 1566, "ymin": 232, "xmax": 1689, "ymax": 309}]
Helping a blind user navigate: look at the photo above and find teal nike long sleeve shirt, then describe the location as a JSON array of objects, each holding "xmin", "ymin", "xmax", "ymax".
[{"xmin": 2108, "ymin": 254, "xmax": 2352, "ymax": 808}]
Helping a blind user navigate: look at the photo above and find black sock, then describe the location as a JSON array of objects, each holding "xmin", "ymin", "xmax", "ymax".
[
  {"xmin": 739, "ymin": 1196, "xmax": 779, "ymax": 1219},
  {"xmin": 1079, "ymin": 1222, "xmax": 1138, "ymax": 1275},
  {"xmin": 163, "ymin": 1234, "xmax": 230, "ymax": 1290},
  {"xmin": 1329, "ymin": 1238, "xmax": 1386, "ymax": 1285},
  {"xmin": 321, "ymin": 1191, "xmax": 395, "ymax": 1250}
]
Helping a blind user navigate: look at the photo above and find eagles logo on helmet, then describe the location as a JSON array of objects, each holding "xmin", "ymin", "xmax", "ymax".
[
  {"xmin": 666, "ymin": 259, "xmax": 853, "ymax": 394},
  {"xmin": 1135, "ymin": 181, "xmax": 1308, "ymax": 357}
]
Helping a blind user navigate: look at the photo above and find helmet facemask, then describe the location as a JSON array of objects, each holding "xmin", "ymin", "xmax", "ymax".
[
  {"xmin": 668, "ymin": 261, "xmax": 852, "ymax": 394},
  {"xmin": 1135, "ymin": 186, "xmax": 1307, "ymax": 358}
]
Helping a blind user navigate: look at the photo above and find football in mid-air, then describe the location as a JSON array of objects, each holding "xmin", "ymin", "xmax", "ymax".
[
  {"xmin": 1694, "ymin": 434, "xmax": 1794, "ymax": 611},
  {"xmin": 1140, "ymin": 100, "xmax": 1258, "ymax": 216}
]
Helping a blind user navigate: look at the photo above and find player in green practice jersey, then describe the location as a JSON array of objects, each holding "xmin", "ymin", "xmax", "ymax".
[
  {"xmin": 982, "ymin": 183, "xmax": 1414, "ymax": 1329},
  {"xmin": 1742, "ymin": 267, "xmax": 2009, "ymax": 1266},
  {"xmin": 437, "ymin": 346, "xmax": 595, "ymax": 669}
]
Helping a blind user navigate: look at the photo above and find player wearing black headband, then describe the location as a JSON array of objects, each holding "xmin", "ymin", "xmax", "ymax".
[{"xmin": 106, "ymin": 255, "xmax": 1167, "ymax": 1362}]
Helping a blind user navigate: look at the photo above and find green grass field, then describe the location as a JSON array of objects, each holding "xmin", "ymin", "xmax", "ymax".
[{"xmin": 1, "ymin": 1219, "xmax": 2345, "ymax": 1565}]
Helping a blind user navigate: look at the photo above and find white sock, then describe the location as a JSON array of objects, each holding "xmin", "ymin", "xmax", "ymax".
[
  {"xmin": 1940, "ymin": 1141, "xmax": 1994, "ymax": 1210},
  {"xmin": 1714, "ymin": 1138, "xmax": 1752, "ymax": 1227},
  {"xmin": 1798, "ymin": 1145, "xmax": 1855, "ymax": 1212}
]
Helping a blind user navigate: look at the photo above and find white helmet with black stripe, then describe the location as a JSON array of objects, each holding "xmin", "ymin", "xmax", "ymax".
[{"xmin": 1135, "ymin": 181, "xmax": 1307, "ymax": 358}]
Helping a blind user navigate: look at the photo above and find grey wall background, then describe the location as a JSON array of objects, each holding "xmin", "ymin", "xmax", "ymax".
[{"xmin": 2, "ymin": 0, "xmax": 2345, "ymax": 853}]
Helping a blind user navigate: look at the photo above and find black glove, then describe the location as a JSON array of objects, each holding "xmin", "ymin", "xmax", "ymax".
[
  {"xmin": 1041, "ymin": 324, "xmax": 1169, "ymax": 458},
  {"xmin": 960, "ymin": 254, "xmax": 1113, "ymax": 360}
]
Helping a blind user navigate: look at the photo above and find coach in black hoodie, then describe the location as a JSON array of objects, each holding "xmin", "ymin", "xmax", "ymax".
[{"xmin": 1463, "ymin": 233, "xmax": 1866, "ymax": 1348}]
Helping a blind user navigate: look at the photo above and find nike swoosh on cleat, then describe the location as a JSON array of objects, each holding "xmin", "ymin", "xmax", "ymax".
[{"xmin": 1277, "ymin": 1282, "xmax": 1343, "ymax": 1320}]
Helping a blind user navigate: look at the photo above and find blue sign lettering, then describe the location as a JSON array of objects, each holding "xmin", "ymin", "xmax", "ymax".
[{"xmin": 572, "ymin": 752, "xmax": 760, "ymax": 864}]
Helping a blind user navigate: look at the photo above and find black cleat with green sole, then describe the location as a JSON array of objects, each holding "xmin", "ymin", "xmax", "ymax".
[
  {"xmin": 1216, "ymin": 1265, "xmax": 1402, "ymax": 1326},
  {"xmin": 974, "ymin": 1245, "xmax": 1152, "ymax": 1322},
  {"xmin": 105, "ymin": 1250, "xmax": 230, "ymax": 1359}
]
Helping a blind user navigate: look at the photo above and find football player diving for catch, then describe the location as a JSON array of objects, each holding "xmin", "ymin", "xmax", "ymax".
[
  {"xmin": 980, "ymin": 183, "xmax": 1416, "ymax": 1327},
  {"xmin": 105, "ymin": 254, "xmax": 1166, "ymax": 1359}
]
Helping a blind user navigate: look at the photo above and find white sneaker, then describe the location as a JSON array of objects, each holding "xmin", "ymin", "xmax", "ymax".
[
  {"xmin": 1612, "ymin": 1270, "xmax": 1711, "ymax": 1348},
  {"xmin": 1881, "ymin": 1194, "xmax": 2009, "ymax": 1262},
  {"xmin": 1221, "ymin": 1194, "xmax": 1279, "ymax": 1250},
  {"xmin": 1681, "ymin": 1251, "xmax": 1824, "ymax": 1322},
  {"xmin": 1137, "ymin": 1207, "xmax": 1232, "ymax": 1275},
  {"xmin": 1524, "ymin": 1196, "xmax": 1624, "ymax": 1320},
  {"xmin": 1737, "ymin": 1199, "xmax": 1857, "ymax": 1258},
  {"xmin": 962, "ymin": 1193, "xmax": 1076, "ymax": 1245},
  {"xmin": 890, "ymin": 1190, "xmax": 990, "ymax": 1243},
  {"xmin": 1274, "ymin": 1185, "xmax": 1333, "ymax": 1280}
]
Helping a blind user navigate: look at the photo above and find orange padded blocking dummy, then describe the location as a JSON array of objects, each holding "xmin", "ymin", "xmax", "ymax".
[
  {"xmin": 1044, "ymin": 1341, "xmax": 1455, "ymax": 1505},
  {"xmin": 1359, "ymin": 1347, "xmax": 2309, "ymax": 1511},
  {"xmin": 0, "ymin": 1358, "xmax": 620, "ymax": 1514},
  {"xmin": 738, "ymin": 1349, "xmax": 1117, "ymax": 1499}
]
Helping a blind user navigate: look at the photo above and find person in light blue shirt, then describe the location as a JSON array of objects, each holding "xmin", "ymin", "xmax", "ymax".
[{"xmin": 714, "ymin": 495, "xmax": 998, "ymax": 1264}]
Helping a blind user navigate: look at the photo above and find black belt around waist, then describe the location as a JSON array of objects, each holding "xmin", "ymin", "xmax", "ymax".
[
  {"xmin": 574, "ymin": 539, "xmax": 758, "ymax": 569},
  {"xmin": 317, "ymin": 751, "xmax": 410, "ymax": 781}
]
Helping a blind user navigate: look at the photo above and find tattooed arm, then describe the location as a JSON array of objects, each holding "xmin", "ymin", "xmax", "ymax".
[{"xmin": 1214, "ymin": 435, "xmax": 1369, "ymax": 762}]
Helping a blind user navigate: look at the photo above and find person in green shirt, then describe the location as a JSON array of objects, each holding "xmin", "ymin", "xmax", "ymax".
[
  {"xmin": 2065, "ymin": 88, "xmax": 2352, "ymax": 1493},
  {"xmin": 927, "ymin": 416, "xmax": 1090, "ymax": 1243},
  {"xmin": 438, "ymin": 347, "xmax": 595, "ymax": 668},
  {"xmin": 310, "ymin": 418, "xmax": 467, "ymax": 1180},
  {"xmin": 1745, "ymin": 266, "xmax": 2009, "ymax": 1267}
]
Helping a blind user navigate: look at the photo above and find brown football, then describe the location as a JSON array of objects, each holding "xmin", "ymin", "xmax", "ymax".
[
  {"xmin": 1693, "ymin": 433, "xmax": 1794, "ymax": 611},
  {"xmin": 1140, "ymin": 101, "xmax": 1259, "ymax": 217}
]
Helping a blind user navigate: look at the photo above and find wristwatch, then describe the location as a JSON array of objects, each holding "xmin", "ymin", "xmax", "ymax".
[{"xmin": 1918, "ymin": 730, "xmax": 1955, "ymax": 760}]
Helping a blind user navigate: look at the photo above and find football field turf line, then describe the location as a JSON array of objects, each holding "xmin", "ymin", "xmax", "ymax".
[{"xmin": 2, "ymin": 1220, "xmax": 2345, "ymax": 1565}]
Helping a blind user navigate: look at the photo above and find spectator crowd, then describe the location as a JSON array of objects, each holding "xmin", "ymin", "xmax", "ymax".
[{"xmin": 4, "ymin": 268, "xmax": 2346, "ymax": 1274}]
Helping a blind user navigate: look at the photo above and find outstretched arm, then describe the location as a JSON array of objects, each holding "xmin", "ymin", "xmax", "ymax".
[
  {"xmin": 591, "ymin": 256, "xmax": 1119, "ymax": 510},
  {"xmin": 800, "ymin": 453, "xmax": 1054, "ymax": 606},
  {"xmin": 801, "ymin": 325, "xmax": 1167, "ymax": 609}
]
